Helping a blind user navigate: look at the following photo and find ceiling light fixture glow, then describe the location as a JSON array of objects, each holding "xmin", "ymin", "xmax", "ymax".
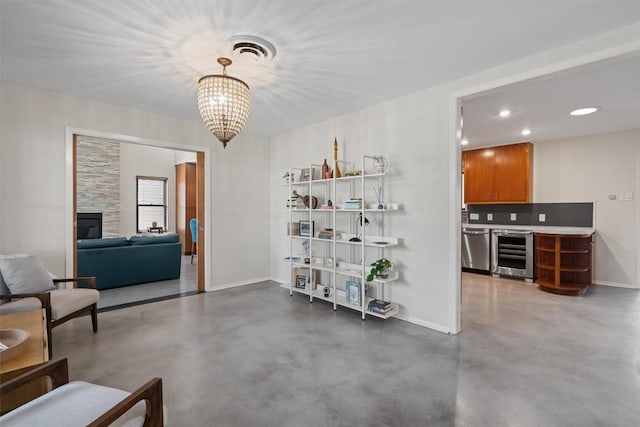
[
  {"xmin": 198, "ymin": 57, "xmax": 250, "ymax": 149},
  {"xmin": 461, "ymin": 139, "xmax": 469, "ymax": 146},
  {"xmin": 570, "ymin": 107, "xmax": 599, "ymax": 116},
  {"xmin": 499, "ymin": 109, "xmax": 511, "ymax": 118},
  {"xmin": 521, "ymin": 128, "xmax": 532, "ymax": 136}
]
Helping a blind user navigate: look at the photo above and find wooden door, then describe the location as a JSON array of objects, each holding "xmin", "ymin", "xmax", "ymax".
[
  {"xmin": 463, "ymin": 148, "xmax": 496, "ymax": 203},
  {"xmin": 494, "ymin": 142, "xmax": 532, "ymax": 203}
]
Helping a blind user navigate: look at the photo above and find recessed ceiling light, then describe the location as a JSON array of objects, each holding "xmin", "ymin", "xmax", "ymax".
[
  {"xmin": 499, "ymin": 109, "xmax": 511, "ymax": 118},
  {"xmin": 461, "ymin": 139, "xmax": 469, "ymax": 146},
  {"xmin": 521, "ymin": 128, "xmax": 532, "ymax": 136},
  {"xmin": 570, "ymin": 107, "xmax": 599, "ymax": 116}
]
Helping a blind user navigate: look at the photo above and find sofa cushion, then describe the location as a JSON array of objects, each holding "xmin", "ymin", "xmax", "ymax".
[
  {"xmin": 129, "ymin": 232, "xmax": 179, "ymax": 245},
  {"xmin": 77, "ymin": 237, "xmax": 130, "ymax": 249},
  {"xmin": 49, "ymin": 289, "xmax": 99, "ymax": 321},
  {"xmin": 0, "ymin": 381, "xmax": 153, "ymax": 427},
  {"xmin": 0, "ymin": 256, "xmax": 55, "ymax": 294}
]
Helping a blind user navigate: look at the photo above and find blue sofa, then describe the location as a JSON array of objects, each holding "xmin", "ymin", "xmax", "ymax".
[{"xmin": 77, "ymin": 233, "xmax": 182, "ymax": 290}]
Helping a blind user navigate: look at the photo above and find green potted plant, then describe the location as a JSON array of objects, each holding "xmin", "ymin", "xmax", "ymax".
[{"xmin": 367, "ymin": 258, "xmax": 393, "ymax": 282}]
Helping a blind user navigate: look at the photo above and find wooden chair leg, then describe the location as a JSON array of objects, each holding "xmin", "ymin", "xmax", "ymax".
[
  {"xmin": 47, "ymin": 321, "xmax": 53, "ymax": 360},
  {"xmin": 91, "ymin": 303, "xmax": 98, "ymax": 333}
]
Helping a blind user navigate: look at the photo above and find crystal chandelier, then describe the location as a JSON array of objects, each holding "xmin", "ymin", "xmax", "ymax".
[{"xmin": 197, "ymin": 57, "xmax": 250, "ymax": 148}]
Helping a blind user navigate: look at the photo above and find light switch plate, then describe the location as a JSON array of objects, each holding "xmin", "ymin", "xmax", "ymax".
[
  {"xmin": 619, "ymin": 192, "xmax": 633, "ymax": 201},
  {"xmin": 487, "ymin": 213, "xmax": 493, "ymax": 221},
  {"xmin": 538, "ymin": 213, "xmax": 546, "ymax": 222},
  {"xmin": 510, "ymin": 213, "xmax": 517, "ymax": 221},
  {"xmin": 470, "ymin": 213, "xmax": 479, "ymax": 220}
]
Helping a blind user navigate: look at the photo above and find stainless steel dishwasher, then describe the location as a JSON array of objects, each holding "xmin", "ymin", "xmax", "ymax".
[{"xmin": 462, "ymin": 228, "xmax": 490, "ymax": 272}]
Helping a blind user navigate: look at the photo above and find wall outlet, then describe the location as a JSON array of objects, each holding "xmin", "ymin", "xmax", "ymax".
[
  {"xmin": 470, "ymin": 213, "xmax": 479, "ymax": 220},
  {"xmin": 510, "ymin": 213, "xmax": 517, "ymax": 221},
  {"xmin": 538, "ymin": 213, "xmax": 546, "ymax": 222},
  {"xmin": 487, "ymin": 213, "xmax": 493, "ymax": 221}
]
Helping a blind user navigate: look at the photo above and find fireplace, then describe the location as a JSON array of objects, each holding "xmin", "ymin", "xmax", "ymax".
[{"xmin": 77, "ymin": 212, "xmax": 102, "ymax": 239}]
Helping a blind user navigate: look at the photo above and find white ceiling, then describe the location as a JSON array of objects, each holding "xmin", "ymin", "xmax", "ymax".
[
  {"xmin": 1, "ymin": 0, "xmax": 638, "ymax": 137},
  {"xmin": 461, "ymin": 54, "xmax": 640, "ymax": 149}
]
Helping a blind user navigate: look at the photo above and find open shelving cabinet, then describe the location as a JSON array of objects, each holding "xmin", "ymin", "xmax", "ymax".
[
  {"xmin": 284, "ymin": 155, "xmax": 401, "ymax": 319},
  {"xmin": 535, "ymin": 233, "xmax": 594, "ymax": 296}
]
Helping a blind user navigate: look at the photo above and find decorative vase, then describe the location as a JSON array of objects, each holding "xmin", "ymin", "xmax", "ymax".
[
  {"xmin": 333, "ymin": 137, "xmax": 342, "ymax": 178},
  {"xmin": 321, "ymin": 159, "xmax": 329, "ymax": 179}
]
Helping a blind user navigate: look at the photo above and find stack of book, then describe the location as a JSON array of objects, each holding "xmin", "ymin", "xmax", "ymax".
[
  {"xmin": 318, "ymin": 229, "xmax": 334, "ymax": 239},
  {"xmin": 367, "ymin": 299, "xmax": 393, "ymax": 314},
  {"xmin": 344, "ymin": 198, "xmax": 362, "ymax": 209}
]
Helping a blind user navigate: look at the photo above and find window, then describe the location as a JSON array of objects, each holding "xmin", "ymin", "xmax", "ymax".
[{"xmin": 136, "ymin": 176, "xmax": 167, "ymax": 232}]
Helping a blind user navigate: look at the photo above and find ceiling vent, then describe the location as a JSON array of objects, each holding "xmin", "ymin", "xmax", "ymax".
[{"xmin": 226, "ymin": 35, "xmax": 276, "ymax": 64}]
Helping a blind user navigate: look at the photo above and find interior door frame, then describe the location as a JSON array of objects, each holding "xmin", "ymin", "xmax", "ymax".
[
  {"xmin": 449, "ymin": 43, "xmax": 639, "ymax": 334},
  {"xmin": 636, "ymin": 154, "xmax": 640, "ymax": 289},
  {"xmin": 65, "ymin": 127, "xmax": 212, "ymax": 292}
]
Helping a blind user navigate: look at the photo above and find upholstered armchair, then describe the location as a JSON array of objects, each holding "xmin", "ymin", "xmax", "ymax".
[
  {"xmin": 0, "ymin": 358, "xmax": 164, "ymax": 426},
  {"xmin": 0, "ymin": 255, "xmax": 99, "ymax": 358}
]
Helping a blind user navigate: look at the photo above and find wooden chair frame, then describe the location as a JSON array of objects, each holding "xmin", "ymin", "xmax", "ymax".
[
  {"xmin": 0, "ymin": 276, "xmax": 98, "ymax": 358},
  {"xmin": 0, "ymin": 358, "xmax": 163, "ymax": 426}
]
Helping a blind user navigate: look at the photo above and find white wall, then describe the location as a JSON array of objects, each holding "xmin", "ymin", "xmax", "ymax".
[
  {"xmin": 270, "ymin": 85, "xmax": 456, "ymax": 332},
  {"xmin": 119, "ymin": 143, "xmax": 177, "ymax": 236},
  {"xmin": 0, "ymin": 83, "xmax": 271, "ymax": 290},
  {"xmin": 174, "ymin": 151, "xmax": 197, "ymax": 164},
  {"xmin": 534, "ymin": 129, "xmax": 639, "ymax": 288},
  {"xmin": 270, "ymin": 25, "xmax": 639, "ymax": 333}
]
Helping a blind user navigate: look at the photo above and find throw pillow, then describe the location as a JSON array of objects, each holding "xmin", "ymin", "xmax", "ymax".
[
  {"xmin": 0, "ymin": 256, "xmax": 55, "ymax": 294},
  {"xmin": 0, "ymin": 254, "xmax": 30, "ymax": 302}
]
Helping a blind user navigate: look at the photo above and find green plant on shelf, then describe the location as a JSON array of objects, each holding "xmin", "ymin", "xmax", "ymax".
[{"xmin": 367, "ymin": 258, "xmax": 393, "ymax": 282}]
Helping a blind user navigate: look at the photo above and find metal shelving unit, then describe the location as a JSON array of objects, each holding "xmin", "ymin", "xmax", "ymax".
[{"xmin": 285, "ymin": 155, "xmax": 401, "ymax": 320}]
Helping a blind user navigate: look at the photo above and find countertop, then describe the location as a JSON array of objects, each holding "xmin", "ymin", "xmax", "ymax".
[{"xmin": 462, "ymin": 223, "xmax": 594, "ymax": 235}]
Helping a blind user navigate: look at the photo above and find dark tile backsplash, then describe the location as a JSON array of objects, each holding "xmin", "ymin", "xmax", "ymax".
[{"xmin": 466, "ymin": 203, "xmax": 593, "ymax": 227}]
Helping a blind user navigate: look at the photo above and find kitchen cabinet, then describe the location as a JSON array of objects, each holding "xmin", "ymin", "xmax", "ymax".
[
  {"xmin": 535, "ymin": 233, "xmax": 594, "ymax": 296},
  {"xmin": 463, "ymin": 142, "xmax": 532, "ymax": 204},
  {"xmin": 175, "ymin": 162, "xmax": 196, "ymax": 255}
]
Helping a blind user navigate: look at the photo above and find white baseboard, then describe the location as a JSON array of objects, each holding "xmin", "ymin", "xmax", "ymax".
[
  {"xmin": 207, "ymin": 277, "xmax": 272, "ymax": 292},
  {"xmin": 594, "ymin": 280, "xmax": 639, "ymax": 290},
  {"xmin": 395, "ymin": 315, "xmax": 452, "ymax": 334},
  {"xmin": 274, "ymin": 281, "xmax": 452, "ymax": 334}
]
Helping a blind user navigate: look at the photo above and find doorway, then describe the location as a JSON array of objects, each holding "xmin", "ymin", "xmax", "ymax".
[
  {"xmin": 452, "ymin": 48, "xmax": 639, "ymax": 333},
  {"xmin": 65, "ymin": 129, "xmax": 211, "ymax": 308}
]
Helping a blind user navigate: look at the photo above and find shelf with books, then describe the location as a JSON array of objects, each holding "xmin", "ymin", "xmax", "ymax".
[
  {"xmin": 285, "ymin": 154, "xmax": 400, "ymax": 320},
  {"xmin": 365, "ymin": 298, "xmax": 399, "ymax": 319}
]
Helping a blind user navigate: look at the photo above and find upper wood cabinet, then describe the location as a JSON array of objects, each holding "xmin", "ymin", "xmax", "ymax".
[{"xmin": 463, "ymin": 142, "xmax": 532, "ymax": 204}]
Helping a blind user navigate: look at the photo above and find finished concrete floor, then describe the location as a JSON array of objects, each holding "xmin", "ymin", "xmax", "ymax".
[{"xmin": 52, "ymin": 274, "xmax": 640, "ymax": 426}]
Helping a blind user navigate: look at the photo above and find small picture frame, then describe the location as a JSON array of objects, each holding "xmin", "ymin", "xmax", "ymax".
[
  {"xmin": 299, "ymin": 220, "xmax": 314, "ymax": 237},
  {"xmin": 346, "ymin": 281, "xmax": 361, "ymax": 306},
  {"xmin": 295, "ymin": 275, "xmax": 307, "ymax": 289},
  {"xmin": 292, "ymin": 267, "xmax": 319, "ymax": 290},
  {"xmin": 299, "ymin": 167, "xmax": 315, "ymax": 181}
]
